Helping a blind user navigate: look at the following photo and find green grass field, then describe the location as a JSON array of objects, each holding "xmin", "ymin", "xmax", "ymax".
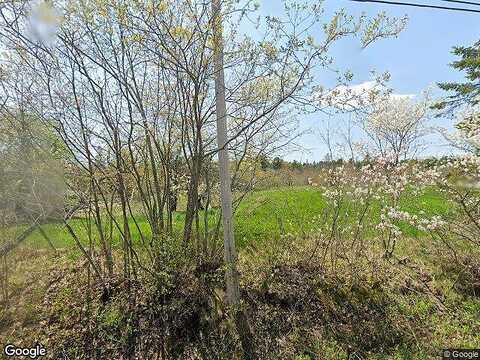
[
  {"xmin": 3, "ymin": 186, "xmax": 479, "ymax": 359},
  {"xmin": 14, "ymin": 185, "xmax": 449, "ymax": 251}
]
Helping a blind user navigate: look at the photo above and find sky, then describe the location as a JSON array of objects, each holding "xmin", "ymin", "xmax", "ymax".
[{"xmin": 259, "ymin": 0, "xmax": 480, "ymax": 162}]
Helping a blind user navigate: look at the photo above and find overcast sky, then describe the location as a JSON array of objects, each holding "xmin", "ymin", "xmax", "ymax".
[{"xmin": 260, "ymin": 0, "xmax": 480, "ymax": 161}]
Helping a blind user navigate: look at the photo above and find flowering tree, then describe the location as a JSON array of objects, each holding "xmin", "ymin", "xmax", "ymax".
[
  {"xmin": 318, "ymin": 157, "xmax": 445, "ymax": 260},
  {"xmin": 443, "ymin": 111, "xmax": 480, "ymax": 155},
  {"xmin": 359, "ymin": 94, "xmax": 431, "ymax": 164}
]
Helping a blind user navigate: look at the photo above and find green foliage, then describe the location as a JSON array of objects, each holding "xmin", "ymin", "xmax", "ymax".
[
  {"xmin": 271, "ymin": 157, "xmax": 283, "ymax": 170},
  {"xmin": 259, "ymin": 155, "xmax": 270, "ymax": 170},
  {"xmin": 100, "ymin": 303, "xmax": 123, "ymax": 328},
  {"xmin": 435, "ymin": 41, "xmax": 480, "ymax": 111}
]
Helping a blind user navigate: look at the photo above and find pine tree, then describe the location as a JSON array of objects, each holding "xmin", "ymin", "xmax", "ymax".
[{"xmin": 435, "ymin": 41, "xmax": 480, "ymax": 111}]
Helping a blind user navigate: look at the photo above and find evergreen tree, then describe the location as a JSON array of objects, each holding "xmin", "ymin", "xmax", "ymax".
[
  {"xmin": 435, "ymin": 41, "xmax": 480, "ymax": 111},
  {"xmin": 271, "ymin": 157, "xmax": 283, "ymax": 170}
]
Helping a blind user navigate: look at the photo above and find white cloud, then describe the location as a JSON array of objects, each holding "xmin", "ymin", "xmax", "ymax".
[{"xmin": 316, "ymin": 81, "xmax": 415, "ymax": 111}]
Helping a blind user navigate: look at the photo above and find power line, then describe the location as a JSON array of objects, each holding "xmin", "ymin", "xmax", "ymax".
[
  {"xmin": 438, "ymin": 0, "xmax": 480, "ymax": 6},
  {"xmin": 350, "ymin": 0, "xmax": 480, "ymax": 13}
]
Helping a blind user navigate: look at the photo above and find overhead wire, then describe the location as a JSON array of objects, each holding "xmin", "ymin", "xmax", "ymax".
[
  {"xmin": 350, "ymin": 0, "xmax": 480, "ymax": 13},
  {"xmin": 437, "ymin": 0, "xmax": 480, "ymax": 6}
]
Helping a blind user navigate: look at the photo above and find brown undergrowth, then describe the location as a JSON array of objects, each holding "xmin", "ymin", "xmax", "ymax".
[{"xmin": 1, "ymin": 237, "xmax": 479, "ymax": 359}]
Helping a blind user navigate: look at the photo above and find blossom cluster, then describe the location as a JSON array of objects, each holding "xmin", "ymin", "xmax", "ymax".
[
  {"xmin": 317, "ymin": 155, "xmax": 454, "ymax": 248},
  {"xmin": 380, "ymin": 207, "xmax": 446, "ymax": 232}
]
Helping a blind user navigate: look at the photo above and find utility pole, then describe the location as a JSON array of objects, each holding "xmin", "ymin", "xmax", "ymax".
[
  {"xmin": 211, "ymin": 0, "xmax": 255, "ymax": 358},
  {"xmin": 211, "ymin": 0, "xmax": 240, "ymax": 309}
]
